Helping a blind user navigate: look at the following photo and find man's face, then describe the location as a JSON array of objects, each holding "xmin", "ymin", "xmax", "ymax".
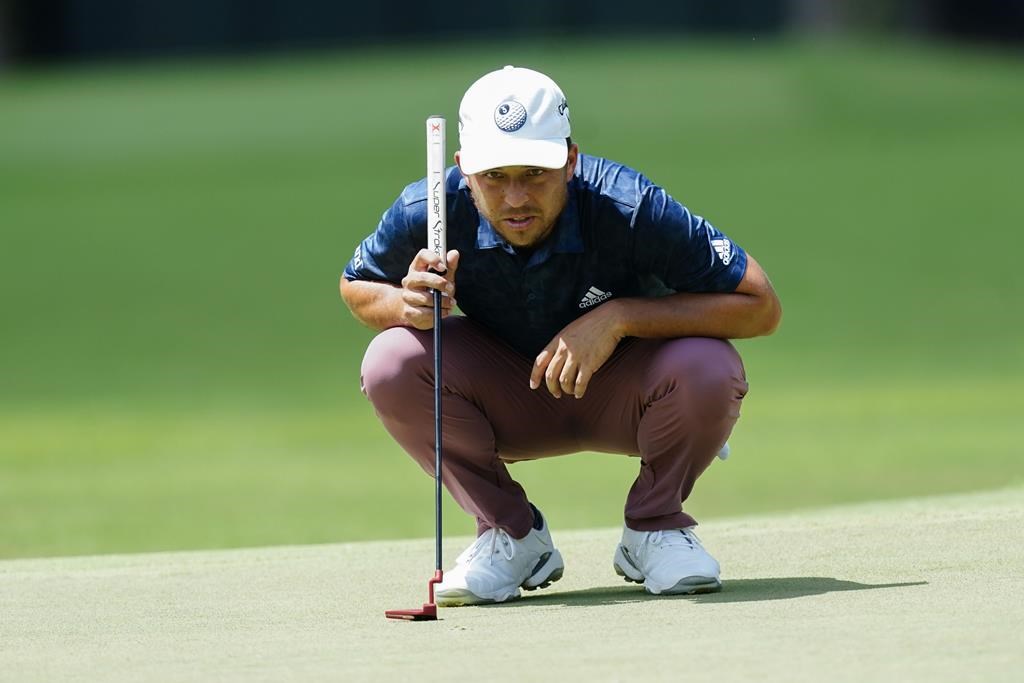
[{"xmin": 457, "ymin": 145, "xmax": 579, "ymax": 249}]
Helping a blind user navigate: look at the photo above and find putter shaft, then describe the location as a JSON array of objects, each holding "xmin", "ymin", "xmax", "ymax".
[{"xmin": 433, "ymin": 289, "xmax": 443, "ymax": 574}]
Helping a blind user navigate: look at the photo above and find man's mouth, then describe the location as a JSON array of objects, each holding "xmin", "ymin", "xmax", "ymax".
[{"xmin": 503, "ymin": 215, "xmax": 536, "ymax": 230}]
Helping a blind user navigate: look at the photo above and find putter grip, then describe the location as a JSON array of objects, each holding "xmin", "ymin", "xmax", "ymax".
[{"xmin": 426, "ymin": 116, "xmax": 447, "ymax": 268}]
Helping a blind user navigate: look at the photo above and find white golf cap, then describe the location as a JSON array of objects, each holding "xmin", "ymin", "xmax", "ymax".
[{"xmin": 457, "ymin": 65, "xmax": 571, "ymax": 175}]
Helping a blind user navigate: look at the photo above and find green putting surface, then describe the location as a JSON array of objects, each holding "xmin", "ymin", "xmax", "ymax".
[{"xmin": 3, "ymin": 486, "xmax": 1021, "ymax": 681}]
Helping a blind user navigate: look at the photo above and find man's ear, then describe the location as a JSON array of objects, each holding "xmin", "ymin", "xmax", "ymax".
[
  {"xmin": 454, "ymin": 151, "xmax": 474, "ymax": 197},
  {"xmin": 565, "ymin": 143, "xmax": 579, "ymax": 178}
]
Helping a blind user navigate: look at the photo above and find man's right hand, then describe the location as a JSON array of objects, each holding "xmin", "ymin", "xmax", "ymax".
[{"xmin": 399, "ymin": 249, "xmax": 460, "ymax": 329}]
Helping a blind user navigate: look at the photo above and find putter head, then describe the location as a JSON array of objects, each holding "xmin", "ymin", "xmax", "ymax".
[
  {"xmin": 384, "ymin": 569, "xmax": 443, "ymax": 622},
  {"xmin": 384, "ymin": 603, "xmax": 437, "ymax": 621}
]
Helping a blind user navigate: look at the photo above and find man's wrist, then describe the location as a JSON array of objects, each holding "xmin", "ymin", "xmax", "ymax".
[{"xmin": 606, "ymin": 298, "xmax": 631, "ymax": 340}]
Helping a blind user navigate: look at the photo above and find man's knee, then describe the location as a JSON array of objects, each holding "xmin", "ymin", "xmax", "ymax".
[
  {"xmin": 359, "ymin": 327, "xmax": 431, "ymax": 406},
  {"xmin": 650, "ymin": 338, "xmax": 748, "ymax": 415}
]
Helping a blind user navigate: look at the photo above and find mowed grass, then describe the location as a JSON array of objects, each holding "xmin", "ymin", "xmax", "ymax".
[{"xmin": 1, "ymin": 38, "xmax": 1022, "ymax": 558}]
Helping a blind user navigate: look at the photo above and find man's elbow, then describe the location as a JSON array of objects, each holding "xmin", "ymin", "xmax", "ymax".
[
  {"xmin": 339, "ymin": 275, "xmax": 356, "ymax": 305},
  {"xmin": 339, "ymin": 276, "xmax": 365, "ymax": 321},
  {"xmin": 758, "ymin": 294, "xmax": 782, "ymax": 336}
]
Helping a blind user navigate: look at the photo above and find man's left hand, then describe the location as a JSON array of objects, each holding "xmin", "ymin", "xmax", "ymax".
[{"xmin": 530, "ymin": 303, "xmax": 624, "ymax": 399}]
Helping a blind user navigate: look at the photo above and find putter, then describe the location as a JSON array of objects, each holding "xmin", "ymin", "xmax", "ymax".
[{"xmin": 385, "ymin": 115, "xmax": 447, "ymax": 622}]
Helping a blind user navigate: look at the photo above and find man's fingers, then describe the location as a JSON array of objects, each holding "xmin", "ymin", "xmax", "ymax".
[
  {"xmin": 530, "ymin": 349, "xmax": 551, "ymax": 390},
  {"xmin": 402, "ymin": 270, "xmax": 454, "ymax": 296},
  {"xmin": 559, "ymin": 360, "xmax": 578, "ymax": 395},
  {"xmin": 574, "ymin": 368, "xmax": 593, "ymax": 399},
  {"xmin": 410, "ymin": 248, "xmax": 445, "ymax": 272},
  {"xmin": 404, "ymin": 294, "xmax": 456, "ymax": 325},
  {"xmin": 438, "ymin": 295, "xmax": 457, "ymax": 314},
  {"xmin": 442, "ymin": 250, "xmax": 460, "ymax": 301},
  {"xmin": 445, "ymin": 250, "xmax": 460, "ymax": 280},
  {"xmin": 545, "ymin": 350, "xmax": 567, "ymax": 398},
  {"xmin": 404, "ymin": 250, "xmax": 459, "ymax": 326},
  {"xmin": 405, "ymin": 286, "xmax": 456, "ymax": 308},
  {"xmin": 400, "ymin": 251, "xmax": 457, "ymax": 329},
  {"xmin": 401, "ymin": 288, "xmax": 433, "ymax": 309},
  {"xmin": 440, "ymin": 295, "xmax": 458, "ymax": 315}
]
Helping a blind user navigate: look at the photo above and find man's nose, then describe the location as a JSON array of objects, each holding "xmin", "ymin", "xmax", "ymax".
[{"xmin": 503, "ymin": 180, "xmax": 529, "ymax": 208}]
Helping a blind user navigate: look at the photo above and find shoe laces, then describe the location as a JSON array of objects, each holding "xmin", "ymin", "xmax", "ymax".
[
  {"xmin": 649, "ymin": 528, "xmax": 700, "ymax": 550},
  {"xmin": 464, "ymin": 527, "xmax": 515, "ymax": 565}
]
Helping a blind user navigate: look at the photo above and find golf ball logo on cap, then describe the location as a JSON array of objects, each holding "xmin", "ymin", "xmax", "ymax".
[{"xmin": 494, "ymin": 101, "xmax": 527, "ymax": 132}]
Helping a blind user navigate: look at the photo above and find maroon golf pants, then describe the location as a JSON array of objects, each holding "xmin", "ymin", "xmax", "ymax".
[{"xmin": 360, "ymin": 316, "xmax": 748, "ymax": 539}]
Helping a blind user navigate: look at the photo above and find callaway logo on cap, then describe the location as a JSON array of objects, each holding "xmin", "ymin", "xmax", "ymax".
[{"xmin": 458, "ymin": 65, "xmax": 571, "ymax": 175}]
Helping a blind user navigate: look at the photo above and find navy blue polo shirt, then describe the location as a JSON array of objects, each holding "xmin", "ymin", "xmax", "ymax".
[{"xmin": 343, "ymin": 153, "xmax": 748, "ymax": 358}]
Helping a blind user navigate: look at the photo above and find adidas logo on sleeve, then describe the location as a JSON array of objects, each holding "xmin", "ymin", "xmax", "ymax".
[
  {"xmin": 711, "ymin": 238, "xmax": 732, "ymax": 265},
  {"xmin": 578, "ymin": 286, "xmax": 613, "ymax": 309}
]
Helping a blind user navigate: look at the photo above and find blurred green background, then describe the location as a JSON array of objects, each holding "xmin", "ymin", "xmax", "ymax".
[{"xmin": 2, "ymin": 37, "xmax": 1022, "ymax": 559}]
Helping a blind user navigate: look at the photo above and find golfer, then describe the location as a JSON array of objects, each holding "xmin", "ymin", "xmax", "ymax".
[{"xmin": 340, "ymin": 66, "xmax": 781, "ymax": 605}]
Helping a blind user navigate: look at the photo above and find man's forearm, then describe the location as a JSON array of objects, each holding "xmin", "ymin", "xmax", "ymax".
[
  {"xmin": 607, "ymin": 290, "xmax": 781, "ymax": 341},
  {"xmin": 339, "ymin": 278, "xmax": 406, "ymax": 331}
]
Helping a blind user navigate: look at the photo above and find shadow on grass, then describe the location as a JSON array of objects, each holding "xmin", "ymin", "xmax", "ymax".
[{"xmin": 483, "ymin": 577, "xmax": 928, "ymax": 608}]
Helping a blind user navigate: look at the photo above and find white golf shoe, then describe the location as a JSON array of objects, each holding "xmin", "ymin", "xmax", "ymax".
[
  {"xmin": 613, "ymin": 526, "xmax": 721, "ymax": 595},
  {"xmin": 435, "ymin": 511, "xmax": 564, "ymax": 606}
]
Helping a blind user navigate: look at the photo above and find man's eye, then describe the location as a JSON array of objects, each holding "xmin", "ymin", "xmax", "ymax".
[
  {"xmin": 484, "ymin": 172, "xmax": 504, "ymax": 180},
  {"xmin": 526, "ymin": 168, "xmax": 545, "ymax": 177}
]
